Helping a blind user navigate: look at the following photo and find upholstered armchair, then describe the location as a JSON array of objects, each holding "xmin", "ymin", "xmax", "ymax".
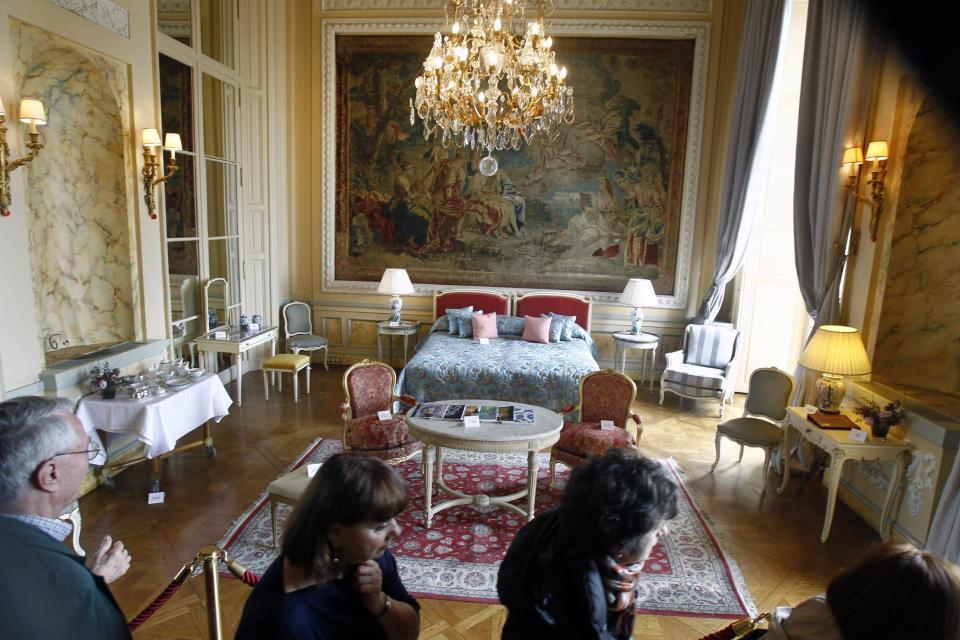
[
  {"xmin": 660, "ymin": 323, "xmax": 742, "ymax": 417},
  {"xmin": 548, "ymin": 369, "xmax": 642, "ymax": 487},
  {"xmin": 341, "ymin": 359, "xmax": 421, "ymax": 464},
  {"xmin": 283, "ymin": 301, "xmax": 329, "ymax": 370},
  {"xmin": 711, "ymin": 367, "xmax": 794, "ymax": 493}
]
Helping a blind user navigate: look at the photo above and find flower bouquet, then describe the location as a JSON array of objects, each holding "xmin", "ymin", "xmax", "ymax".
[
  {"xmin": 90, "ymin": 361, "xmax": 122, "ymax": 399},
  {"xmin": 854, "ymin": 399, "xmax": 905, "ymax": 440}
]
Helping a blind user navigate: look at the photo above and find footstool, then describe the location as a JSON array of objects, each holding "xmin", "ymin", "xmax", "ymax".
[
  {"xmin": 267, "ymin": 465, "xmax": 315, "ymax": 547},
  {"xmin": 262, "ymin": 354, "xmax": 311, "ymax": 402}
]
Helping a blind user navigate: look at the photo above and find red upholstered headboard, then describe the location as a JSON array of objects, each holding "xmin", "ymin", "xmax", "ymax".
[
  {"xmin": 433, "ymin": 289, "xmax": 511, "ymax": 321},
  {"xmin": 514, "ymin": 292, "xmax": 592, "ymax": 332}
]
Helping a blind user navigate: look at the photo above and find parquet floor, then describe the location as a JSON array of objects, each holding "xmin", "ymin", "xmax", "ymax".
[{"xmin": 77, "ymin": 366, "xmax": 879, "ymax": 639}]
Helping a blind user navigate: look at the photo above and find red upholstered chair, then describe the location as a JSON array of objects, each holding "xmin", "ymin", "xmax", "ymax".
[
  {"xmin": 341, "ymin": 359, "xmax": 421, "ymax": 464},
  {"xmin": 548, "ymin": 369, "xmax": 642, "ymax": 487}
]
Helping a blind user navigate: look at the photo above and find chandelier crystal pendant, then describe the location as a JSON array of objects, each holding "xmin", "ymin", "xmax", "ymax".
[{"xmin": 411, "ymin": 0, "xmax": 574, "ymax": 176}]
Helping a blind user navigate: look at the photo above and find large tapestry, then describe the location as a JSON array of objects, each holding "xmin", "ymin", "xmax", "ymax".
[{"xmin": 332, "ymin": 29, "xmax": 699, "ymax": 297}]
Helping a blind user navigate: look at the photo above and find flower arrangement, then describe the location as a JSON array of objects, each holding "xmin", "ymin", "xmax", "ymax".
[
  {"xmin": 90, "ymin": 361, "xmax": 121, "ymax": 398},
  {"xmin": 854, "ymin": 399, "xmax": 906, "ymax": 439}
]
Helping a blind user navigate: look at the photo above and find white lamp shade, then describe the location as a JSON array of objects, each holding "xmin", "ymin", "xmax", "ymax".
[
  {"xmin": 164, "ymin": 132, "xmax": 183, "ymax": 151},
  {"xmin": 0, "ymin": 96, "xmax": 5, "ymax": 116},
  {"xmin": 18, "ymin": 98, "xmax": 46, "ymax": 125},
  {"xmin": 841, "ymin": 147, "xmax": 863, "ymax": 166},
  {"xmin": 798, "ymin": 325, "xmax": 871, "ymax": 376},
  {"xmin": 619, "ymin": 278, "xmax": 658, "ymax": 307},
  {"xmin": 377, "ymin": 268, "xmax": 415, "ymax": 295},
  {"xmin": 865, "ymin": 140, "xmax": 888, "ymax": 161},
  {"xmin": 142, "ymin": 128, "xmax": 162, "ymax": 147}
]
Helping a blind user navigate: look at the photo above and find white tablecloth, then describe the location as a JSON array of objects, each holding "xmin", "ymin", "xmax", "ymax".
[{"xmin": 76, "ymin": 374, "xmax": 233, "ymax": 461}]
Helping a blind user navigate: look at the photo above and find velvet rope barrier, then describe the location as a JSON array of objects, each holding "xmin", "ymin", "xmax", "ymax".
[
  {"xmin": 697, "ymin": 613, "xmax": 771, "ymax": 640},
  {"xmin": 226, "ymin": 558, "xmax": 261, "ymax": 587},
  {"xmin": 128, "ymin": 555, "xmax": 201, "ymax": 632}
]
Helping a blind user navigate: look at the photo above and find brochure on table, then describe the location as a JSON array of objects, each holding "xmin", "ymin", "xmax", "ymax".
[{"xmin": 415, "ymin": 403, "xmax": 534, "ymax": 424}]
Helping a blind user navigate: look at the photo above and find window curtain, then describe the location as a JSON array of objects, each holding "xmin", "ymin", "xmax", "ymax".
[
  {"xmin": 928, "ymin": 454, "xmax": 960, "ymax": 564},
  {"xmin": 790, "ymin": 0, "xmax": 873, "ymax": 405},
  {"xmin": 694, "ymin": 0, "xmax": 791, "ymax": 324}
]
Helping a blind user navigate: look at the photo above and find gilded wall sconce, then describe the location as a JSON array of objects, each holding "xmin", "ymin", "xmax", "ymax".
[
  {"xmin": 0, "ymin": 97, "xmax": 47, "ymax": 217},
  {"xmin": 142, "ymin": 128, "xmax": 182, "ymax": 220},
  {"xmin": 841, "ymin": 141, "xmax": 888, "ymax": 241}
]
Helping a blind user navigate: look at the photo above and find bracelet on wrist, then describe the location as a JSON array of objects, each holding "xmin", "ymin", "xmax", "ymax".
[{"xmin": 373, "ymin": 593, "xmax": 391, "ymax": 618}]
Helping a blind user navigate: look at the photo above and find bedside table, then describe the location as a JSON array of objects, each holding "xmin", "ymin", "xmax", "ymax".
[
  {"xmin": 612, "ymin": 331, "xmax": 660, "ymax": 391},
  {"xmin": 377, "ymin": 320, "xmax": 420, "ymax": 366}
]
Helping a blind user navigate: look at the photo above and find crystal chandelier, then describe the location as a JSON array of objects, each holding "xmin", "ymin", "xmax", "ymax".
[{"xmin": 410, "ymin": 0, "xmax": 574, "ymax": 176}]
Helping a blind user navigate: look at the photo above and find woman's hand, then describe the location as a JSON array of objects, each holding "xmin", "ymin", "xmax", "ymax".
[{"xmin": 353, "ymin": 560, "xmax": 386, "ymax": 613}]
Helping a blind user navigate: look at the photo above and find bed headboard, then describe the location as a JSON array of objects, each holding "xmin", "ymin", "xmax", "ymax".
[
  {"xmin": 514, "ymin": 292, "xmax": 593, "ymax": 332},
  {"xmin": 433, "ymin": 289, "xmax": 511, "ymax": 321}
]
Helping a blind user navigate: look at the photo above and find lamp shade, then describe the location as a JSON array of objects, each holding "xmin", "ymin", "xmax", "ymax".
[
  {"xmin": 377, "ymin": 268, "xmax": 414, "ymax": 295},
  {"xmin": 619, "ymin": 278, "xmax": 658, "ymax": 307},
  {"xmin": 0, "ymin": 96, "xmax": 5, "ymax": 116},
  {"xmin": 865, "ymin": 140, "xmax": 888, "ymax": 161},
  {"xmin": 798, "ymin": 325, "xmax": 871, "ymax": 376},
  {"xmin": 841, "ymin": 147, "xmax": 863, "ymax": 166},
  {"xmin": 18, "ymin": 98, "xmax": 46, "ymax": 125},
  {"xmin": 142, "ymin": 128, "xmax": 162, "ymax": 147},
  {"xmin": 164, "ymin": 132, "xmax": 183, "ymax": 151}
]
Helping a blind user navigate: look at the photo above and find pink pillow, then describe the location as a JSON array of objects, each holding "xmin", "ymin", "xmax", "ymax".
[
  {"xmin": 522, "ymin": 315, "xmax": 551, "ymax": 344},
  {"xmin": 472, "ymin": 312, "xmax": 498, "ymax": 339}
]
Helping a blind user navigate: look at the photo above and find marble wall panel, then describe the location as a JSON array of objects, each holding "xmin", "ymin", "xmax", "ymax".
[
  {"xmin": 48, "ymin": 0, "xmax": 130, "ymax": 38},
  {"xmin": 13, "ymin": 22, "xmax": 137, "ymax": 351},
  {"xmin": 873, "ymin": 95, "xmax": 960, "ymax": 399}
]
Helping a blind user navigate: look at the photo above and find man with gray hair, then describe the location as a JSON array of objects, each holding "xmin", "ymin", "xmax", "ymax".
[{"xmin": 0, "ymin": 395, "xmax": 132, "ymax": 639}]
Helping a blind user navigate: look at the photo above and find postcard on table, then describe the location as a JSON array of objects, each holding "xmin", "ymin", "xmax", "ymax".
[
  {"xmin": 443, "ymin": 405, "xmax": 465, "ymax": 420},
  {"xmin": 462, "ymin": 405, "xmax": 480, "ymax": 418},
  {"xmin": 479, "ymin": 405, "xmax": 499, "ymax": 422},
  {"xmin": 496, "ymin": 406, "xmax": 514, "ymax": 422},
  {"xmin": 417, "ymin": 404, "xmax": 447, "ymax": 419},
  {"xmin": 513, "ymin": 408, "xmax": 535, "ymax": 424}
]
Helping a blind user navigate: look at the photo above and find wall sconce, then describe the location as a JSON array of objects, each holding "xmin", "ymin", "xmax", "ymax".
[
  {"xmin": 842, "ymin": 140, "xmax": 888, "ymax": 241},
  {"xmin": 0, "ymin": 97, "xmax": 47, "ymax": 217},
  {"xmin": 142, "ymin": 128, "xmax": 181, "ymax": 220}
]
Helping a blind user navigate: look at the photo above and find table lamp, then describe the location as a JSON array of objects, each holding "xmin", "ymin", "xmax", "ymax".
[
  {"xmin": 619, "ymin": 278, "xmax": 658, "ymax": 335},
  {"xmin": 797, "ymin": 325, "xmax": 871, "ymax": 414},
  {"xmin": 377, "ymin": 268, "xmax": 415, "ymax": 323}
]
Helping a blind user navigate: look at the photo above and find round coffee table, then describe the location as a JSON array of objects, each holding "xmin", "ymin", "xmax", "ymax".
[{"xmin": 406, "ymin": 399, "xmax": 563, "ymax": 528}]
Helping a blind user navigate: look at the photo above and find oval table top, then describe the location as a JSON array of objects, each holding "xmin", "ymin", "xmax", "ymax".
[{"xmin": 406, "ymin": 399, "xmax": 563, "ymax": 452}]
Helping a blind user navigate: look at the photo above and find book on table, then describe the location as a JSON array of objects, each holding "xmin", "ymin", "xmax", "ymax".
[{"xmin": 807, "ymin": 412, "xmax": 858, "ymax": 430}]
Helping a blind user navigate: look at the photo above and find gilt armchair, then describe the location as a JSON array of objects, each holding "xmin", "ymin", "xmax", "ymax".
[
  {"xmin": 660, "ymin": 323, "xmax": 741, "ymax": 417},
  {"xmin": 548, "ymin": 369, "xmax": 642, "ymax": 487},
  {"xmin": 341, "ymin": 359, "xmax": 421, "ymax": 464}
]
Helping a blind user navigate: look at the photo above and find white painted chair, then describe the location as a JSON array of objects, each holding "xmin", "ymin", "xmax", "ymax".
[
  {"xmin": 282, "ymin": 301, "xmax": 329, "ymax": 370},
  {"xmin": 660, "ymin": 323, "xmax": 742, "ymax": 417}
]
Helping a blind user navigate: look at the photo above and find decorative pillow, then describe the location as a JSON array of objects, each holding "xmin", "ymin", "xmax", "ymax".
[
  {"xmin": 445, "ymin": 306, "xmax": 473, "ymax": 335},
  {"xmin": 429, "ymin": 316, "xmax": 449, "ymax": 334},
  {"xmin": 454, "ymin": 309, "xmax": 481, "ymax": 338},
  {"xmin": 684, "ymin": 323, "xmax": 738, "ymax": 369},
  {"xmin": 539, "ymin": 314, "xmax": 564, "ymax": 343},
  {"xmin": 496, "ymin": 314, "xmax": 526, "ymax": 336},
  {"xmin": 522, "ymin": 315, "xmax": 552, "ymax": 344},
  {"xmin": 548, "ymin": 312, "xmax": 578, "ymax": 341},
  {"xmin": 472, "ymin": 313, "xmax": 498, "ymax": 339}
]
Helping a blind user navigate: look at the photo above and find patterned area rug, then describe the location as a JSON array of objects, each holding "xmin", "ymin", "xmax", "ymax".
[{"xmin": 219, "ymin": 438, "xmax": 756, "ymax": 619}]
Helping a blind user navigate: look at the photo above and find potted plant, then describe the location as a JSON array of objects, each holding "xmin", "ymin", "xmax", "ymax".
[
  {"xmin": 90, "ymin": 362, "xmax": 122, "ymax": 399},
  {"xmin": 854, "ymin": 399, "xmax": 906, "ymax": 441}
]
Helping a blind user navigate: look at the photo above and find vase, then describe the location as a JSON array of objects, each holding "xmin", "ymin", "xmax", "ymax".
[
  {"xmin": 870, "ymin": 420, "xmax": 895, "ymax": 441},
  {"xmin": 101, "ymin": 386, "xmax": 117, "ymax": 400}
]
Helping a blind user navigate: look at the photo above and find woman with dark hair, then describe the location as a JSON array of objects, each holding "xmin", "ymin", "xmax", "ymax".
[
  {"xmin": 235, "ymin": 452, "xmax": 419, "ymax": 640},
  {"xmin": 764, "ymin": 544, "xmax": 960, "ymax": 640},
  {"xmin": 497, "ymin": 448, "xmax": 679, "ymax": 640}
]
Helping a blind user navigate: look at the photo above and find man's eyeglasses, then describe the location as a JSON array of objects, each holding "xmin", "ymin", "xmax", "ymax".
[{"xmin": 54, "ymin": 444, "xmax": 101, "ymax": 462}]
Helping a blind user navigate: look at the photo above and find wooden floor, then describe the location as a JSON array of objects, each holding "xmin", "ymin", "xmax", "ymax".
[{"xmin": 78, "ymin": 366, "xmax": 880, "ymax": 639}]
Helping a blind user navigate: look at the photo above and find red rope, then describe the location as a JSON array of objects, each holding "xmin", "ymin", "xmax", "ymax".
[
  {"xmin": 240, "ymin": 569, "xmax": 260, "ymax": 587},
  {"xmin": 697, "ymin": 626, "xmax": 737, "ymax": 640},
  {"xmin": 128, "ymin": 580, "xmax": 183, "ymax": 631}
]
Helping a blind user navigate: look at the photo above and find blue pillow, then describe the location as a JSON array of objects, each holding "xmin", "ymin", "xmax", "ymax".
[
  {"xmin": 429, "ymin": 316, "xmax": 449, "ymax": 334},
  {"xmin": 548, "ymin": 312, "xmax": 577, "ymax": 341},
  {"xmin": 445, "ymin": 306, "xmax": 473, "ymax": 335},
  {"xmin": 539, "ymin": 314, "xmax": 564, "ymax": 343},
  {"xmin": 452, "ymin": 309, "xmax": 479, "ymax": 338},
  {"xmin": 496, "ymin": 314, "xmax": 526, "ymax": 336}
]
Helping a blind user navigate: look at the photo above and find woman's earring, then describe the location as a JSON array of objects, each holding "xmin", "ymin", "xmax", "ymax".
[{"xmin": 331, "ymin": 546, "xmax": 341, "ymax": 566}]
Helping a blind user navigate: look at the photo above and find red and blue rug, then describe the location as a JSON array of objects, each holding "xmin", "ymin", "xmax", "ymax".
[{"xmin": 219, "ymin": 438, "xmax": 755, "ymax": 618}]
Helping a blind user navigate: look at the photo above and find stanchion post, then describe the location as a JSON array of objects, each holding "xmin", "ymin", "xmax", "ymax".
[{"xmin": 199, "ymin": 545, "xmax": 224, "ymax": 640}]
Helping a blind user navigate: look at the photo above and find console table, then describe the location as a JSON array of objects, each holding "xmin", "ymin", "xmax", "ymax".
[
  {"xmin": 778, "ymin": 406, "xmax": 911, "ymax": 543},
  {"xmin": 191, "ymin": 325, "xmax": 277, "ymax": 405}
]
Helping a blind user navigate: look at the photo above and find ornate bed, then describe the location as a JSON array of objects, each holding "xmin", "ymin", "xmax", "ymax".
[{"xmin": 396, "ymin": 290, "xmax": 599, "ymax": 413}]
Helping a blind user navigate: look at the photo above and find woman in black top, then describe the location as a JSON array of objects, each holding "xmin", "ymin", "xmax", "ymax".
[
  {"xmin": 497, "ymin": 448, "xmax": 679, "ymax": 640},
  {"xmin": 235, "ymin": 452, "xmax": 419, "ymax": 640}
]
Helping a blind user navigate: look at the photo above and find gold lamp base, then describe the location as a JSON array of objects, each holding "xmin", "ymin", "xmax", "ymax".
[{"xmin": 815, "ymin": 373, "xmax": 845, "ymax": 414}]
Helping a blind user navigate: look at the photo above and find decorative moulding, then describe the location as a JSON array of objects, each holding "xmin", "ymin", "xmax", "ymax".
[
  {"xmin": 47, "ymin": 0, "xmax": 130, "ymax": 38},
  {"xmin": 322, "ymin": 0, "xmax": 711, "ymax": 12},
  {"xmin": 321, "ymin": 18, "xmax": 710, "ymax": 307}
]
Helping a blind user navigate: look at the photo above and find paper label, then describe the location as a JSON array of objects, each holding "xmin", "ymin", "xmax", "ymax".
[
  {"xmin": 478, "ymin": 337, "xmax": 490, "ymax": 345},
  {"xmin": 848, "ymin": 429, "xmax": 868, "ymax": 443},
  {"xmin": 248, "ymin": 323, "xmax": 260, "ymax": 332},
  {"xmin": 463, "ymin": 415, "xmax": 480, "ymax": 428},
  {"xmin": 600, "ymin": 420, "xmax": 616, "ymax": 431},
  {"xmin": 377, "ymin": 410, "xmax": 392, "ymax": 421},
  {"xmin": 214, "ymin": 330, "xmax": 227, "ymax": 339},
  {"xmin": 307, "ymin": 463, "xmax": 321, "ymax": 478},
  {"xmin": 147, "ymin": 491, "xmax": 166, "ymax": 504},
  {"xmin": 388, "ymin": 321, "xmax": 400, "ymax": 327}
]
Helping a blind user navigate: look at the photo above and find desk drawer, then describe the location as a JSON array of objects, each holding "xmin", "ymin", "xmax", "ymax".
[{"xmin": 799, "ymin": 423, "xmax": 822, "ymax": 448}]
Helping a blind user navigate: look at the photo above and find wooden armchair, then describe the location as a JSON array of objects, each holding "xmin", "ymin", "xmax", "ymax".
[
  {"xmin": 548, "ymin": 369, "xmax": 642, "ymax": 487},
  {"xmin": 341, "ymin": 359, "xmax": 421, "ymax": 464}
]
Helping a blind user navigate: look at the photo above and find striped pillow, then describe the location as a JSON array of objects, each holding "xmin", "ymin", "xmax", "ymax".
[{"xmin": 684, "ymin": 324, "xmax": 737, "ymax": 370}]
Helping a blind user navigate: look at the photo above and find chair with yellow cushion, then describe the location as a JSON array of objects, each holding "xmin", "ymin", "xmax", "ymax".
[{"xmin": 262, "ymin": 353, "xmax": 311, "ymax": 403}]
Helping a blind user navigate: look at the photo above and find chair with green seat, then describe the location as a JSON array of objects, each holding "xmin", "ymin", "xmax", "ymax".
[
  {"xmin": 262, "ymin": 353, "xmax": 312, "ymax": 402},
  {"xmin": 710, "ymin": 367, "xmax": 794, "ymax": 493}
]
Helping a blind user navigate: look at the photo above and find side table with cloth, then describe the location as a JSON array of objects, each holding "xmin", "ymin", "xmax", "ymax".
[{"xmin": 76, "ymin": 374, "xmax": 233, "ymax": 493}]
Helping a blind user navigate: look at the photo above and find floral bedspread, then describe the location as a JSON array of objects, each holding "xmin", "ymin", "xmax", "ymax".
[{"xmin": 396, "ymin": 331, "xmax": 599, "ymax": 414}]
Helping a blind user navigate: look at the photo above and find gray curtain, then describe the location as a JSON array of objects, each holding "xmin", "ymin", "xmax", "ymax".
[
  {"xmin": 791, "ymin": 0, "xmax": 874, "ymax": 405},
  {"xmin": 928, "ymin": 453, "xmax": 960, "ymax": 564},
  {"xmin": 695, "ymin": 0, "xmax": 791, "ymax": 324}
]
